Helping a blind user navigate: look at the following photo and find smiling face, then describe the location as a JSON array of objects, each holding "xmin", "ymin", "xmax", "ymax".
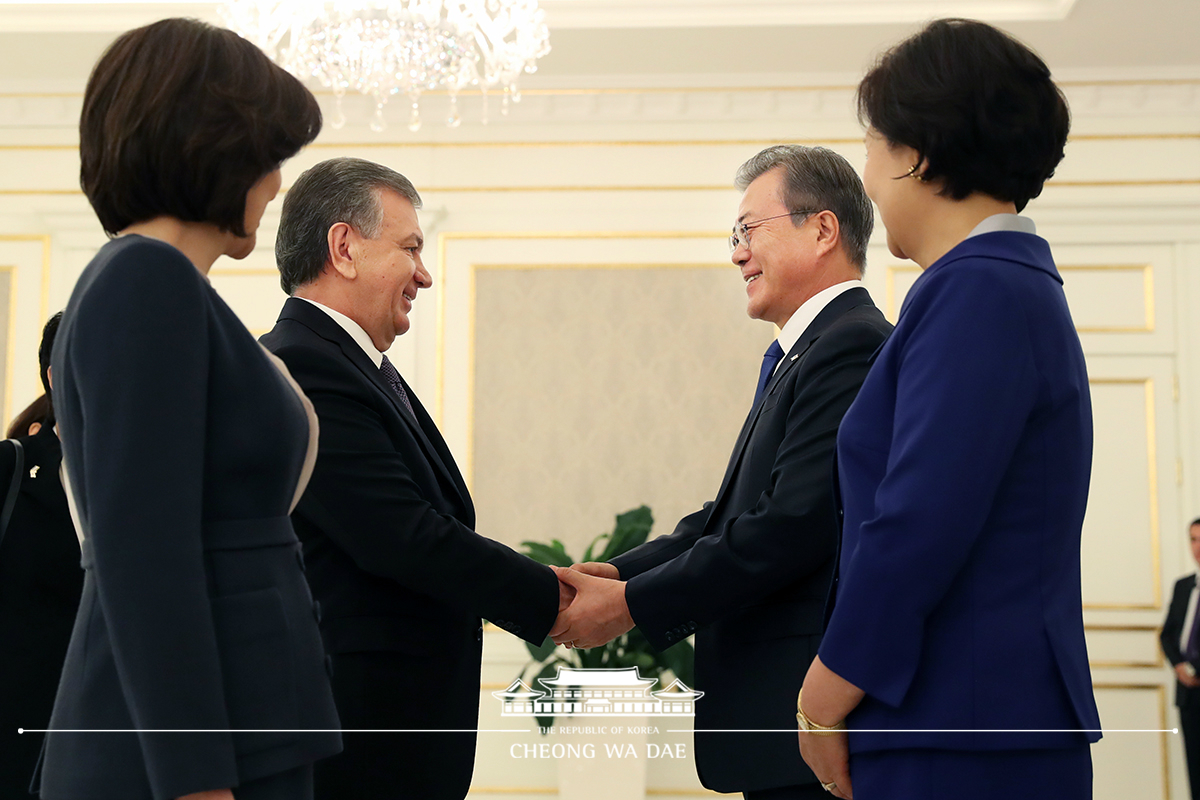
[
  {"xmin": 732, "ymin": 167, "xmax": 824, "ymax": 328},
  {"xmin": 351, "ymin": 189, "xmax": 432, "ymax": 351}
]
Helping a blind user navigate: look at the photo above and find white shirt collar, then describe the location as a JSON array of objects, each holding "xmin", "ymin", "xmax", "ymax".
[
  {"xmin": 966, "ymin": 213, "xmax": 1037, "ymax": 239},
  {"xmin": 774, "ymin": 280, "xmax": 864, "ymax": 367},
  {"xmin": 297, "ymin": 297, "xmax": 383, "ymax": 368}
]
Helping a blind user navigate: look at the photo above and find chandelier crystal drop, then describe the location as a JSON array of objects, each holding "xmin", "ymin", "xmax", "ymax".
[{"xmin": 219, "ymin": 1, "xmax": 551, "ymax": 131}]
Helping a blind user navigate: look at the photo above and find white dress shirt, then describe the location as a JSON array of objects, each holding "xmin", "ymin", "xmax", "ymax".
[
  {"xmin": 772, "ymin": 279, "xmax": 865, "ymax": 375},
  {"xmin": 297, "ymin": 297, "xmax": 383, "ymax": 368}
]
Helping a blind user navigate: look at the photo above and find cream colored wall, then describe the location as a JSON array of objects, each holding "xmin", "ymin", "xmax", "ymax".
[{"xmin": 1, "ymin": 76, "xmax": 1198, "ymax": 798}]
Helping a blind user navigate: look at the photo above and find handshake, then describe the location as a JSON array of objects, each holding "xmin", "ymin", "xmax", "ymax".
[{"xmin": 548, "ymin": 562, "xmax": 635, "ymax": 650}]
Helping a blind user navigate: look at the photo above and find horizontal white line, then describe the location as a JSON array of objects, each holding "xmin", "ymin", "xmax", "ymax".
[
  {"xmin": 19, "ymin": 729, "xmax": 530, "ymax": 734},
  {"xmin": 20, "ymin": 727, "xmax": 1179, "ymax": 734},
  {"xmin": 668, "ymin": 728, "xmax": 1178, "ymax": 734}
]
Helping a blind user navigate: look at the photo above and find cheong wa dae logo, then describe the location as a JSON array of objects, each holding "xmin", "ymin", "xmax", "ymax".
[{"xmin": 493, "ymin": 666, "xmax": 703, "ymax": 717}]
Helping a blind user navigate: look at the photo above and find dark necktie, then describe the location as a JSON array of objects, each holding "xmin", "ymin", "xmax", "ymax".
[
  {"xmin": 1187, "ymin": 599, "xmax": 1200, "ymax": 662},
  {"xmin": 379, "ymin": 355, "xmax": 416, "ymax": 419},
  {"xmin": 754, "ymin": 340, "xmax": 785, "ymax": 407}
]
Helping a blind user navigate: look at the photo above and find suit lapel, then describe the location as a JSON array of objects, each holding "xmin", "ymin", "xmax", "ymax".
[
  {"xmin": 278, "ymin": 298, "xmax": 473, "ymax": 515},
  {"xmin": 707, "ymin": 287, "xmax": 875, "ymax": 518}
]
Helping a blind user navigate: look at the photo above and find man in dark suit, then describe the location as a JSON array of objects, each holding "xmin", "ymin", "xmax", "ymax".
[
  {"xmin": 1162, "ymin": 517, "xmax": 1200, "ymax": 800},
  {"xmin": 262, "ymin": 157, "xmax": 567, "ymax": 800},
  {"xmin": 551, "ymin": 145, "xmax": 892, "ymax": 799}
]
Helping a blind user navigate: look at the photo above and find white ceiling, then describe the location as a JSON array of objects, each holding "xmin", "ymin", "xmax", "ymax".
[{"xmin": 0, "ymin": 0, "xmax": 1194, "ymax": 91}]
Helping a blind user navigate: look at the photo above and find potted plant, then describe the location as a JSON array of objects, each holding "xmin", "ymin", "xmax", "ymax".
[{"xmin": 516, "ymin": 505, "xmax": 696, "ymax": 729}]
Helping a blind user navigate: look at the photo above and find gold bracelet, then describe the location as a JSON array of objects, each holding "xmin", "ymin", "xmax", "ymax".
[{"xmin": 796, "ymin": 689, "xmax": 848, "ymax": 735}]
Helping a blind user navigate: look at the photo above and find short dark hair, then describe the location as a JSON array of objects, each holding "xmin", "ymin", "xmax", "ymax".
[
  {"xmin": 39, "ymin": 312, "xmax": 61, "ymax": 398},
  {"xmin": 7, "ymin": 311, "xmax": 64, "ymax": 437},
  {"xmin": 857, "ymin": 18, "xmax": 1070, "ymax": 212},
  {"xmin": 80, "ymin": 18, "xmax": 322, "ymax": 237},
  {"xmin": 1191, "ymin": 518, "xmax": 1200, "ymax": 529},
  {"xmin": 735, "ymin": 145, "xmax": 874, "ymax": 272},
  {"xmin": 276, "ymin": 158, "xmax": 423, "ymax": 294}
]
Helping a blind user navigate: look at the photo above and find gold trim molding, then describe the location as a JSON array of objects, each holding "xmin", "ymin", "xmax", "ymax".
[
  {"xmin": 1091, "ymin": 682, "xmax": 1171, "ymax": 800},
  {"xmin": 1085, "ymin": 623, "xmax": 1166, "ymax": 668},
  {"xmin": 1084, "ymin": 378, "xmax": 1162, "ymax": 611},
  {"xmin": 434, "ymin": 231, "xmax": 726, "ymax": 426},
  {"xmin": 5, "ymin": 178, "xmax": 1200, "ymax": 197}
]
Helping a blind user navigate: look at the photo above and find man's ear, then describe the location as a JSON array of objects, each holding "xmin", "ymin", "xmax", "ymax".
[
  {"xmin": 812, "ymin": 210, "xmax": 841, "ymax": 257},
  {"xmin": 327, "ymin": 222, "xmax": 358, "ymax": 280}
]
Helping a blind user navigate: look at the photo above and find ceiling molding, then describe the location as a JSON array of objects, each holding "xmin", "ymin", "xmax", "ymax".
[
  {"xmin": 3, "ymin": 79, "xmax": 1196, "ymax": 135},
  {"xmin": 0, "ymin": 0, "xmax": 1080, "ymax": 33},
  {"xmin": 540, "ymin": 0, "xmax": 1079, "ymax": 28}
]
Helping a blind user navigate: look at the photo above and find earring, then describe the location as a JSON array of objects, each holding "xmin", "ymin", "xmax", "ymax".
[{"xmin": 905, "ymin": 164, "xmax": 927, "ymax": 182}]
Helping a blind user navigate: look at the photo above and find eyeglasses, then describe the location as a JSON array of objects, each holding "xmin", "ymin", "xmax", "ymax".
[{"xmin": 729, "ymin": 210, "xmax": 819, "ymax": 253}]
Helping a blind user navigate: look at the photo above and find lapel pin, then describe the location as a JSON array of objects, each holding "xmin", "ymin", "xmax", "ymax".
[
  {"xmin": 790, "ymin": 355, "xmax": 798, "ymax": 361},
  {"xmin": 29, "ymin": 465, "xmax": 39, "ymax": 478}
]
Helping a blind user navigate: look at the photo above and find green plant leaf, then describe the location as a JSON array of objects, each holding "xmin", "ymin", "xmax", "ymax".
[
  {"xmin": 597, "ymin": 505, "xmax": 653, "ymax": 561},
  {"xmin": 524, "ymin": 636, "xmax": 557, "ymax": 663},
  {"xmin": 519, "ymin": 539, "xmax": 573, "ymax": 567},
  {"xmin": 581, "ymin": 532, "xmax": 607, "ymax": 564}
]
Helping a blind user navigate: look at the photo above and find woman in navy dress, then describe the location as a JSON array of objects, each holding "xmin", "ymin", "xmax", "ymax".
[
  {"xmin": 39, "ymin": 19, "xmax": 340, "ymax": 800},
  {"xmin": 797, "ymin": 19, "xmax": 1101, "ymax": 800}
]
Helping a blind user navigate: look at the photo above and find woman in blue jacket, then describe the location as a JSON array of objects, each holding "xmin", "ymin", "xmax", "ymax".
[
  {"xmin": 40, "ymin": 19, "xmax": 340, "ymax": 800},
  {"xmin": 797, "ymin": 19, "xmax": 1101, "ymax": 800}
]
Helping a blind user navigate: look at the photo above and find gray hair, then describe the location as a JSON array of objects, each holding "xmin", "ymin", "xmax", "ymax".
[
  {"xmin": 276, "ymin": 157, "xmax": 422, "ymax": 294},
  {"xmin": 734, "ymin": 145, "xmax": 873, "ymax": 273}
]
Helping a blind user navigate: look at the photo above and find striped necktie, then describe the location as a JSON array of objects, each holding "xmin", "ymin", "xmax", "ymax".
[{"xmin": 379, "ymin": 355, "xmax": 416, "ymax": 419}]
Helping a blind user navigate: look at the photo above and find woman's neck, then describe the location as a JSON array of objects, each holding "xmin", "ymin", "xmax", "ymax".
[
  {"xmin": 119, "ymin": 217, "xmax": 229, "ymax": 275},
  {"xmin": 908, "ymin": 194, "xmax": 1019, "ymax": 270}
]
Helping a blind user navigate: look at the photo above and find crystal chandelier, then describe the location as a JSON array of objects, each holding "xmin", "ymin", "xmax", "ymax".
[{"xmin": 219, "ymin": 1, "xmax": 551, "ymax": 131}]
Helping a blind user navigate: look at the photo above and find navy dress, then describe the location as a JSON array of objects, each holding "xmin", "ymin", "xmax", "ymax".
[
  {"xmin": 819, "ymin": 230, "xmax": 1101, "ymax": 799},
  {"xmin": 41, "ymin": 236, "xmax": 340, "ymax": 800}
]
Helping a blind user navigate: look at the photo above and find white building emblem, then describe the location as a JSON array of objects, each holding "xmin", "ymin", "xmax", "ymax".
[{"xmin": 493, "ymin": 666, "xmax": 703, "ymax": 717}]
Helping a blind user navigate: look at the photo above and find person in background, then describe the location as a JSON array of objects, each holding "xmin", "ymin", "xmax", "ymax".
[
  {"xmin": 797, "ymin": 19, "xmax": 1100, "ymax": 800},
  {"xmin": 1161, "ymin": 518, "xmax": 1200, "ymax": 800},
  {"xmin": 41, "ymin": 18, "xmax": 340, "ymax": 800},
  {"xmin": 0, "ymin": 313, "xmax": 82, "ymax": 800}
]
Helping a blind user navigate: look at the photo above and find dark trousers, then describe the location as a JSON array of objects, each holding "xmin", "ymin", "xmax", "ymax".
[
  {"xmin": 744, "ymin": 783, "xmax": 829, "ymax": 799},
  {"xmin": 849, "ymin": 746, "xmax": 1092, "ymax": 800},
  {"xmin": 314, "ymin": 651, "xmax": 475, "ymax": 800},
  {"xmin": 1181, "ymin": 702, "xmax": 1200, "ymax": 800}
]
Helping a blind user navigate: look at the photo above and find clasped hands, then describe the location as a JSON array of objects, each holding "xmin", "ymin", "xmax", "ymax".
[{"xmin": 549, "ymin": 562, "xmax": 634, "ymax": 650}]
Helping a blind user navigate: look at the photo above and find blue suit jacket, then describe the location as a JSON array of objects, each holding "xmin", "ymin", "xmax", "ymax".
[
  {"xmin": 819, "ymin": 231, "xmax": 1102, "ymax": 752},
  {"xmin": 44, "ymin": 237, "xmax": 341, "ymax": 800}
]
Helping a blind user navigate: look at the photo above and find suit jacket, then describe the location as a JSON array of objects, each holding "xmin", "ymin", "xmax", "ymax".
[
  {"xmin": 1162, "ymin": 574, "xmax": 1200, "ymax": 708},
  {"xmin": 820, "ymin": 231, "xmax": 1102, "ymax": 753},
  {"xmin": 43, "ymin": 236, "xmax": 341, "ymax": 800},
  {"xmin": 610, "ymin": 287, "xmax": 892, "ymax": 794},
  {"xmin": 260, "ymin": 298, "xmax": 560, "ymax": 790},
  {"xmin": 0, "ymin": 426, "xmax": 82, "ymax": 799}
]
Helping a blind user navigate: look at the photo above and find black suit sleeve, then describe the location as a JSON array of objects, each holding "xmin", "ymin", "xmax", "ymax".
[
  {"xmin": 622, "ymin": 317, "xmax": 885, "ymax": 651},
  {"xmin": 1163, "ymin": 577, "xmax": 1194, "ymax": 666},
  {"xmin": 609, "ymin": 503, "xmax": 712, "ymax": 580},
  {"xmin": 280, "ymin": 343, "xmax": 559, "ymax": 644}
]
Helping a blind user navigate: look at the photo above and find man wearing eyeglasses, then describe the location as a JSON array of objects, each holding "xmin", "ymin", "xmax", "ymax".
[{"xmin": 551, "ymin": 145, "xmax": 892, "ymax": 800}]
